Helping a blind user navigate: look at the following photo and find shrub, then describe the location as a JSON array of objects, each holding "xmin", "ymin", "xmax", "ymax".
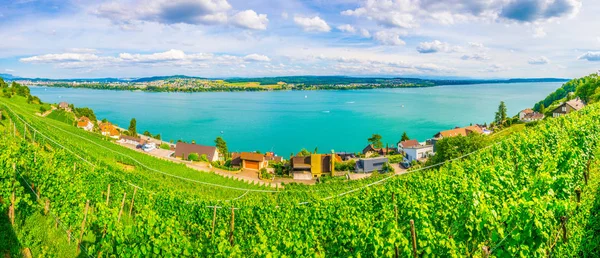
[
  {"xmin": 259, "ymin": 168, "xmax": 272, "ymax": 179},
  {"xmin": 200, "ymin": 154, "xmax": 209, "ymax": 162},
  {"xmin": 159, "ymin": 143, "xmax": 170, "ymax": 150},
  {"xmin": 188, "ymin": 153, "xmax": 200, "ymax": 161}
]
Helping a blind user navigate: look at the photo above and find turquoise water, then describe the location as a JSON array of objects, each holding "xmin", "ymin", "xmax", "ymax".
[{"xmin": 29, "ymin": 82, "xmax": 561, "ymax": 156}]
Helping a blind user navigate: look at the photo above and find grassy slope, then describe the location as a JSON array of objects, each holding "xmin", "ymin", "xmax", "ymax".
[
  {"xmin": 0, "ymin": 96, "xmax": 270, "ymax": 201},
  {"xmin": 46, "ymin": 109, "xmax": 75, "ymax": 125}
]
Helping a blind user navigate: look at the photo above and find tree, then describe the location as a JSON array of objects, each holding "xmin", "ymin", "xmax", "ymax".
[
  {"xmin": 427, "ymin": 134, "xmax": 487, "ymax": 165},
  {"xmin": 298, "ymin": 148, "xmax": 311, "ymax": 157},
  {"xmin": 539, "ymin": 103, "xmax": 546, "ymax": 115},
  {"xmin": 314, "ymin": 147, "xmax": 318, "ymax": 154},
  {"xmin": 128, "ymin": 118, "xmax": 137, "ymax": 137},
  {"xmin": 368, "ymin": 134, "xmax": 383, "ymax": 149},
  {"xmin": 143, "ymin": 131, "xmax": 152, "ymax": 137},
  {"xmin": 154, "ymin": 134, "xmax": 161, "ymax": 140},
  {"xmin": 494, "ymin": 101, "xmax": 507, "ymax": 125},
  {"xmin": 215, "ymin": 136, "xmax": 228, "ymax": 159},
  {"xmin": 102, "ymin": 118, "xmax": 108, "ymax": 123},
  {"xmin": 400, "ymin": 132, "xmax": 410, "ymax": 142}
]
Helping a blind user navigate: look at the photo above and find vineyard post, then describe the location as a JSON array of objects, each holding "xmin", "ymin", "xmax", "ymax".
[
  {"xmin": 78, "ymin": 200, "xmax": 90, "ymax": 251},
  {"xmin": 393, "ymin": 193, "xmax": 399, "ymax": 258},
  {"xmin": 45, "ymin": 199, "xmax": 50, "ymax": 215},
  {"xmin": 67, "ymin": 229, "xmax": 72, "ymax": 244},
  {"xmin": 229, "ymin": 206, "xmax": 239, "ymax": 246},
  {"xmin": 9, "ymin": 190, "xmax": 15, "ymax": 225},
  {"xmin": 74, "ymin": 162, "xmax": 77, "ymax": 172},
  {"xmin": 575, "ymin": 189, "xmax": 581, "ymax": 204},
  {"xmin": 482, "ymin": 246, "xmax": 490, "ymax": 258},
  {"xmin": 118, "ymin": 192, "xmax": 127, "ymax": 222},
  {"xmin": 106, "ymin": 184, "xmax": 111, "ymax": 206},
  {"xmin": 208, "ymin": 206, "xmax": 222, "ymax": 238},
  {"xmin": 561, "ymin": 216, "xmax": 568, "ymax": 243},
  {"xmin": 410, "ymin": 220, "xmax": 418, "ymax": 258},
  {"xmin": 129, "ymin": 188, "xmax": 137, "ymax": 216}
]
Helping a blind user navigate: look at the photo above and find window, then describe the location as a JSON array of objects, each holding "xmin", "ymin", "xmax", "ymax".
[{"xmin": 562, "ymin": 106, "xmax": 566, "ymax": 112}]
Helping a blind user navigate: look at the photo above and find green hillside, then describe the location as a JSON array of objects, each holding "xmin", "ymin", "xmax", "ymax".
[
  {"xmin": 534, "ymin": 73, "xmax": 600, "ymax": 113},
  {"xmin": 46, "ymin": 109, "xmax": 76, "ymax": 125},
  {"xmin": 1, "ymin": 80, "xmax": 600, "ymax": 257}
]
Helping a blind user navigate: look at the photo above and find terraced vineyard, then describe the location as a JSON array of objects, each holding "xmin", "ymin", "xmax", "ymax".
[{"xmin": 2, "ymin": 93, "xmax": 600, "ymax": 257}]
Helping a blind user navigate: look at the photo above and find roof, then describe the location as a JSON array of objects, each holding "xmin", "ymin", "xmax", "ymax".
[
  {"xmin": 520, "ymin": 108, "xmax": 534, "ymax": 114},
  {"xmin": 230, "ymin": 153, "xmax": 242, "ymax": 166},
  {"xmin": 523, "ymin": 112, "xmax": 544, "ymax": 120},
  {"xmin": 399, "ymin": 139, "xmax": 419, "ymax": 148},
  {"xmin": 291, "ymin": 156, "xmax": 311, "ymax": 169},
  {"xmin": 404, "ymin": 144, "xmax": 433, "ymax": 150},
  {"xmin": 240, "ymin": 152, "xmax": 265, "ymax": 162},
  {"xmin": 174, "ymin": 142, "xmax": 218, "ymax": 161},
  {"xmin": 58, "ymin": 102, "xmax": 69, "ymax": 108},
  {"xmin": 435, "ymin": 125, "xmax": 483, "ymax": 138},
  {"xmin": 77, "ymin": 116, "xmax": 91, "ymax": 127},
  {"xmin": 565, "ymin": 98, "xmax": 585, "ymax": 111},
  {"xmin": 363, "ymin": 144, "xmax": 395, "ymax": 155}
]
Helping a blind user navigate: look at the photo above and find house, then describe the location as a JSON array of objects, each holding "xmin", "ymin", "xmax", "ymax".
[
  {"xmin": 362, "ymin": 144, "xmax": 395, "ymax": 157},
  {"xmin": 335, "ymin": 152, "xmax": 356, "ymax": 161},
  {"xmin": 403, "ymin": 144, "xmax": 434, "ymax": 163},
  {"xmin": 230, "ymin": 152, "xmax": 269, "ymax": 171},
  {"xmin": 291, "ymin": 154, "xmax": 341, "ymax": 179},
  {"xmin": 76, "ymin": 116, "xmax": 94, "ymax": 131},
  {"xmin": 519, "ymin": 109, "xmax": 544, "ymax": 122},
  {"xmin": 432, "ymin": 125, "xmax": 484, "ymax": 151},
  {"xmin": 174, "ymin": 142, "xmax": 220, "ymax": 162},
  {"xmin": 397, "ymin": 139, "xmax": 419, "ymax": 153},
  {"xmin": 355, "ymin": 157, "xmax": 389, "ymax": 173},
  {"xmin": 264, "ymin": 152, "xmax": 284, "ymax": 163},
  {"xmin": 552, "ymin": 97, "xmax": 585, "ymax": 117},
  {"xmin": 99, "ymin": 122, "xmax": 120, "ymax": 139},
  {"xmin": 118, "ymin": 135, "xmax": 143, "ymax": 145},
  {"xmin": 58, "ymin": 102, "xmax": 70, "ymax": 111}
]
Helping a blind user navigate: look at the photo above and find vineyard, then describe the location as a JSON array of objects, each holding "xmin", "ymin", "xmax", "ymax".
[{"xmin": 1, "ymin": 93, "xmax": 600, "ymax": 257}]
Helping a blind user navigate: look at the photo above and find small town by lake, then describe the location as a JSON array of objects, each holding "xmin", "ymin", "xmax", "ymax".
[{"xmin": 30, "ymin": 82, "xmax": 562, "ymax": 156}]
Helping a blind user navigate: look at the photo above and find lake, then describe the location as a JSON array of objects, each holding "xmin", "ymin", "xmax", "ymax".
[{"xmin": 29, "ymin": 82, "xmax": 561, "ymax": 157}]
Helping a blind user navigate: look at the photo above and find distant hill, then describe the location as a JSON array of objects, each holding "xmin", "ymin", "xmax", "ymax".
[{"xmin": 0, "ymin": 73, "xmax": 569, "ymax": 85}]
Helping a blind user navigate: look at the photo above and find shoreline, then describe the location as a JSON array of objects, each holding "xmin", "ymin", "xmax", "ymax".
[{"xmin": 24, "ymin": 79, "xmax": 568, "ymax": 94}]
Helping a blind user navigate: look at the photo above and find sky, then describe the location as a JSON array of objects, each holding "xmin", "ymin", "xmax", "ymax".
[{"xmin": 0, "ymin": 0, "xmax": 599, "ymax": 79}]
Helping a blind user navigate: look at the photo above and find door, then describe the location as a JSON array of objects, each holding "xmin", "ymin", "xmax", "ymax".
[{"xmin": 245, "ymin": 160, "xmax": 260, "ymax": 170}]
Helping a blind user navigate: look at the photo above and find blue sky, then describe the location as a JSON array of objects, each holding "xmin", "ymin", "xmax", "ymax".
[{"xmin": 0, "ymin": 0, "xmax": 598, "ymax": 79}]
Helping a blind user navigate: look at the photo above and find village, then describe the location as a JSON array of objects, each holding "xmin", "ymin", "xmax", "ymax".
[{"xmin": 51, "ymin": 96, "xmax": 586, "ymax": 185}]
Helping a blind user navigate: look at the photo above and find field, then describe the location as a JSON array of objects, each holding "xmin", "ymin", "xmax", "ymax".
[
  {"xmin": 2, "ymin": 93, "xmax": 600, "ymax": 257},
  {"xmin": 46, "ymin": 109, "xmax": 75, "ymax": 125}
]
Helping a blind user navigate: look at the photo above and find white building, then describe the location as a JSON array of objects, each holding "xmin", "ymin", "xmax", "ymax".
[{"xmin": 403, "ymin": 145, "xmax": 434, "ymax": 163}]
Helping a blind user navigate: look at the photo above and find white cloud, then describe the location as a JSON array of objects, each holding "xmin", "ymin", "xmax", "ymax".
[
  {"xmin": 95, "ymin": 0, "xmax": 232, "ymax": 26},
  {"xmin": 480, "ymin": 64, "xmax": 510, "ymax": 72},
  {"xmin": 293, "ymin": 15, "xmax": 331, "ymax": 32},
  {"xmin": 373, "ymin": 30, "xmax": 405, "ymax": 46},
  {"xmin": 468, "ymin": 42, "xmax": 485, "ymax": 49},
  {"xmin": 19, "ymin": 49, "xmax": 272, "ymax": 70},
  {"xmin": 461, "ymin": 53, "xmax": 490, "ymax": 61},
  {"xmin": 231, "ymin": 10, "xmax": 268, "ymax": 30},
  {"xmin": 281, "ymin": 12, "xmax": 288, "ymax": 19},
  {"xmin": 533, "ymin": 27, "xmax": 547, "ymax": 38},
  {"xmin": 578, "ymin": 52, "xmax": 600, "ymax": 62},
  {"xmin": 342, "ymin": 0, "xmax": 582, "ymax": 30},
  {"xmin": 528, "ymin": 56, "xmax": 550, "ymax": 65},
  {"xmin": 359, "ymin": 28, "xmax": 371, "ymax": 38},
  {"xmin": 416, "ymin": 40, "xmax": 451, "ymax": 53},
  {"xmin": 243, "ymin": 54, "xmax": 271, "ymax": 62},
  {"xmin": 5, "ymin": 69, "xmax": 15, "ymax": 72},
  {"xmin": 337, "ymin": 24, "xmax": 356, "ymax": 33}
]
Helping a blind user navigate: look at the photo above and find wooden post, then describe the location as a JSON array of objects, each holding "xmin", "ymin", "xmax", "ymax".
[
  {"xmin": 128, "ymin": 188, "xmax": 137, "ymax": 216},
  {"xmin": 55, "ymin": 218, "xmax": 59, "ymax": 229},
  {"xmin": 106, "ymin": 184, "xmax": 111, "ymax": 206},
  {"xmin": 118, "ymin": 192, "xmax": 127, "ymax": 222},
  {"xmin": 73, "ymin": 163, "xmax": 77, "ymax": 172},
  {"xmin": 575, "ymin": 189, "xmax": 581, "ymax": 204},
  {"xmin": 78, "ymin": 200, "xmax": 90, "ymax": 251},
  {"xmin": 229, "ymin": 206, "xmax": 235, "ymax": 246},
  {"xmin": 67, "ymin": 229, "xmax": 72, "ymax": 244},
  {"xmin": 45, "ymin": 199, "xmax": 50, "ymax": 215},
  {"xmin": 9, "ymin": 191, "xmax": 15, "ymax": 225},
  {"xmin": 211, "ymin": 206, "xmax": 218, "ymax": 238},
  {"xmin": 410, "ymin": 220, "xmax": 418, "ymax": 258},
  {"xmin": 561, "ymin": 216, "xmax": 568, "ymax": 243},
  {"xmin": 482, "ymin": 246, "xmax": 490, "ymax": 258}
]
